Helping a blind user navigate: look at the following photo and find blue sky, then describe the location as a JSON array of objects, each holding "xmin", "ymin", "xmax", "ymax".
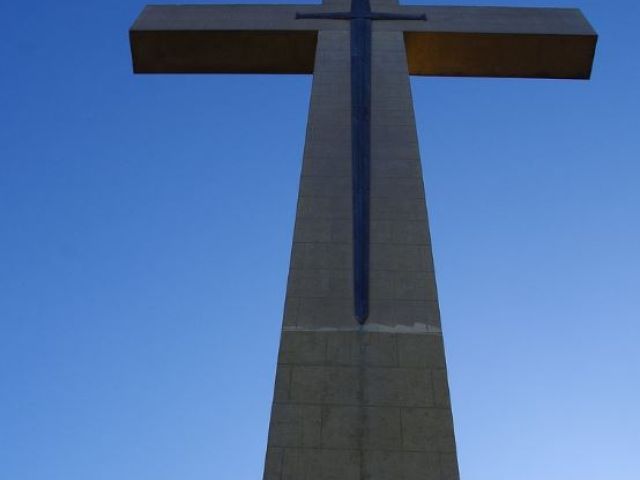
[{"xmin": 1, "ymin": 0, "xmax": 638, "ymax": 478}]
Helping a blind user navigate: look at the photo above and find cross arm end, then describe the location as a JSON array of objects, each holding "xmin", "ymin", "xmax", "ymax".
[
  {"xmin": 129, "ymin": 4, "xmax": 321, "ymax": 74},
  {"xmin": 400, "ymin": 7, "xmax": 598, "ymax": 79}
]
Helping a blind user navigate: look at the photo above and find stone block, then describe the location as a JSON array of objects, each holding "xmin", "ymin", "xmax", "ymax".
[
  {"xmin": 325, "ymin": 332, "xmax": 397, "ymax": 367},
  {"xmin": 269, "ymin": 403, "xmax": 322, "ymax": 448},
  {"xmin": 293, "ymin": 217, "xmax": 333, "ymax": 244},
  {"xmin": 440, "ymin": 452, "xmax": 461, "ymax": 480},
  {"xmin": 370, "ymin": 177, "xmax": 425, "ymax": 199},
  {"xmin": 274, "ymin": 365, "xmax": 291, "ymax": 403},
  {"xmin": 296, "ymin": 297, "xmax": 353, "ymax": 328},
  {"xmin": 371, "ymin": 123, "xmax": 418, "ymax": 145},
  {"xmin": 371, "ymin": 69, "xmax": 411, "ymax": 87},
  {"xmin": 367, "ymin": 299, "xmax": 441, "ymax": 330},
  {"xmin": 281, "ymin": 448, "xmax": 360, "ymax": 480},
  {"xmin": 321, "ymin": 406, "xmax": 402, "ymax": 449},
  {"xmin": 391, "ymin": 301, "xmax": 441, "ymax": 329},
  {"xmin": 371, "ymin": 94, "xmax": 414, "ymax": 111},
  {"xmin": 370, "ymin": 219, "xmax": 394, "ymax": 244},
  {"xmin": 306, "ymin": 125, "xmax": 350, "ymax": 145},
  {"xmin": 370, "ymin": 243, "xmax": 433, "ymax": 272},
  {"xmin": 401, "ymin": 408, "xmax": 457, "ymax": 452},
  {"xmin": 310, "ymin": 75, "xmax": 350, "ymax": 91},
  {"xmin": 287, "ymin": 268, "xmax": 352, "ymax": 299},
  {"xmin": 308, "ymin": 84, "xmax": 351, "ymax": 99},
  {"xmin": 309, "ymin": 80, "xmax": 351, "ymax": 99},
  {"xmin": 371, "ymin": 158, "xmax": 421, "ymax": 178},
  {"xmin": 397, "ymin": 334, "xmax": 445, "ymax": 368},
  {"xmin": 364, "ymin": 406, "xmax": 403, "ymax": 449},
  {"xmin": 391, "ymin": 219, "xmax": 430, "ymax": 245},
  {"xmin": 362, "ymin": 450, "xmax": 403, "ymax": 480},
  {"xmin": 278, "ymin": 331, "xmax": 327, "ymax": 365},
  {"xmin": 370, "ymin": 195, "xmax": 426, "ymax": 221},
  {"xmin": 370, "ymin": 271, "xmax": 437, "ymax": 302},
  {"xmin": 299, "ymin": 175, "xmax": 351, "ymax": 197},
  {"xmin": 315, "ymin": 44, "xmax": 350, "ymax": 63},
  {"xmin": 369, "ymin": 272, "xmax": 395, "ymax": 302},
  {"xmin": 373, "ymin": 109, "xmax": 416, "ymax": 126},
  {"xmin": 366, "ymin": 367, "xmax": 433, "ymax": 407},
  {"xmin": 289, "ymin": 366, "xmax": 328, "ymax": 404},
  {"xmin": 290, "ymin": 243, "xmax": 306, "ymax": 269},
  {"xmin": 362, "ymin": 450, "xmax": 441, "ymax": 480},
  {"xmin": 432, "ymin": 368, "xmax": 452, "ymax": 408},
  {"xmin": 263, "ymin": 447, "xmax": 283, "ymax": 480},
  {"xmin": 374, "ymin": 135, "xmax": 419, "ymax": 151},
  {"xmin": 297, "ymin": 195, "xmax": 351, "ymax": 219},
  {"xmin": 320, "ymin": 406, "xmax": 361, "ymax": 448},
  {"xmin": 323, "ymin": 367, "xmax": 362, "ymax": 404},
  {"xmin": 293, "ymin": 217, "xmax": 352, "ymax": 243},
  {"xmin": 292, "ymin": 242, "xmax": 352, "ymax": 270},
  {"xmin": 290, "ymin": 366, "xmax": 361, "ymax": 405},
  {"xmin": 366, "ymin": 299, "xmax": 396, "ymax": 326},
  {"xmin": 370, "ymin": 219, "xmax": 430, "ymax": 245},
  {"xmin": 394, "ymin": 270, "xmax": 438, "ymax": 301},
  {"xmin": 402, "ymin": 451, "xmax": 442, "ymax": 480},
  {"xmin": 301, "ymin": 154, "xmax": 350, "ymax": 176},
  {"xmin": 282, "ymin": 296, "xmax": 299, "ymax": 326}
]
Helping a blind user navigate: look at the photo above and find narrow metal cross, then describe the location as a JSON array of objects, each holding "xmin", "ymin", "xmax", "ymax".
[{"xmin": 297, "ymin": 0, "xmax": 427, "ymax": 322}]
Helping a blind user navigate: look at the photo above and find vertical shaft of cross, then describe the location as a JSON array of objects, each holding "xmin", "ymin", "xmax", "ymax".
[{"xmin": 263, "ymin": 6, "xmax": 458, "ymax": 476}]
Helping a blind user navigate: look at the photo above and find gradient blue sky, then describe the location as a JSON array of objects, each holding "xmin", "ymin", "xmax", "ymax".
[{"xmin": 1, "ymin": 0, "xmax": 638, "ymax": 478}]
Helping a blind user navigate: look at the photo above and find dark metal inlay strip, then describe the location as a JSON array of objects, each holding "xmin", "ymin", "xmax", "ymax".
[{"xmin": 297, "ymin": 0, "xmax": 426, "ymax": 324}]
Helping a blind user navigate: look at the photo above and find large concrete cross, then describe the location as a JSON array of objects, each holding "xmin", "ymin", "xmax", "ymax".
[{"xmin": 130, "ymin": 1, "xmax": 596, "ymax": 478}]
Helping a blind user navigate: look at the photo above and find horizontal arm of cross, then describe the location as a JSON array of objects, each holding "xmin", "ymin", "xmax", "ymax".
[{"xmin": 130, "ymin": 4, "xmax": 597, "ymax": 79}]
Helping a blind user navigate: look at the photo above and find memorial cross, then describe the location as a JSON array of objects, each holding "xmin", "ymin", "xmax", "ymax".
[
  {"xmin": 130, "ymin": 2, "xmax": 596, "ymax": 477},
  {"xmin": 130, "ymin": 0, "xmax": 597, "ymax": 324}
]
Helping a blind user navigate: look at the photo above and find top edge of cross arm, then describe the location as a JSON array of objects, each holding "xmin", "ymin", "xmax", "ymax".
[
  {"xmin": 385, "ymin": 6, "xmax": 596, "ymax": 36},
  {"xmin": 130, "ymin": 4, "xmax": 349, "ymax": 32},
  {"xmin": 131, "ymin": 5, "xmax": 596, "ymax": 37}
]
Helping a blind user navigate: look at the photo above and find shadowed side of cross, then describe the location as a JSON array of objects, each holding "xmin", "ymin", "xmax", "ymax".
[{"xmin": 130, "ymin": 1, "xmax": 597, "ymax": 324}]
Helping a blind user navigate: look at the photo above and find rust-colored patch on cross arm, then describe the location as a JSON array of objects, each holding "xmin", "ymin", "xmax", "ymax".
[{"xmin": 404, "ymin": 31, "xmax": 597, "ymax": 79}]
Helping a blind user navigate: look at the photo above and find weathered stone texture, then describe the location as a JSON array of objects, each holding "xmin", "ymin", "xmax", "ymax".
[
  {"xmin": 128, "ymin": 1, "xmax": 598, "ymax": 477},
  {"xmin": 264, "ymin": 6, "xmax": 458, "ymax": 479}
]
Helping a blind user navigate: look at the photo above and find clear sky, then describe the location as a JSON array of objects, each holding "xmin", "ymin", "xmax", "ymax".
[{"xmin": 1, "ymin": 0, "xmax": 638, "ymax": 479}]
